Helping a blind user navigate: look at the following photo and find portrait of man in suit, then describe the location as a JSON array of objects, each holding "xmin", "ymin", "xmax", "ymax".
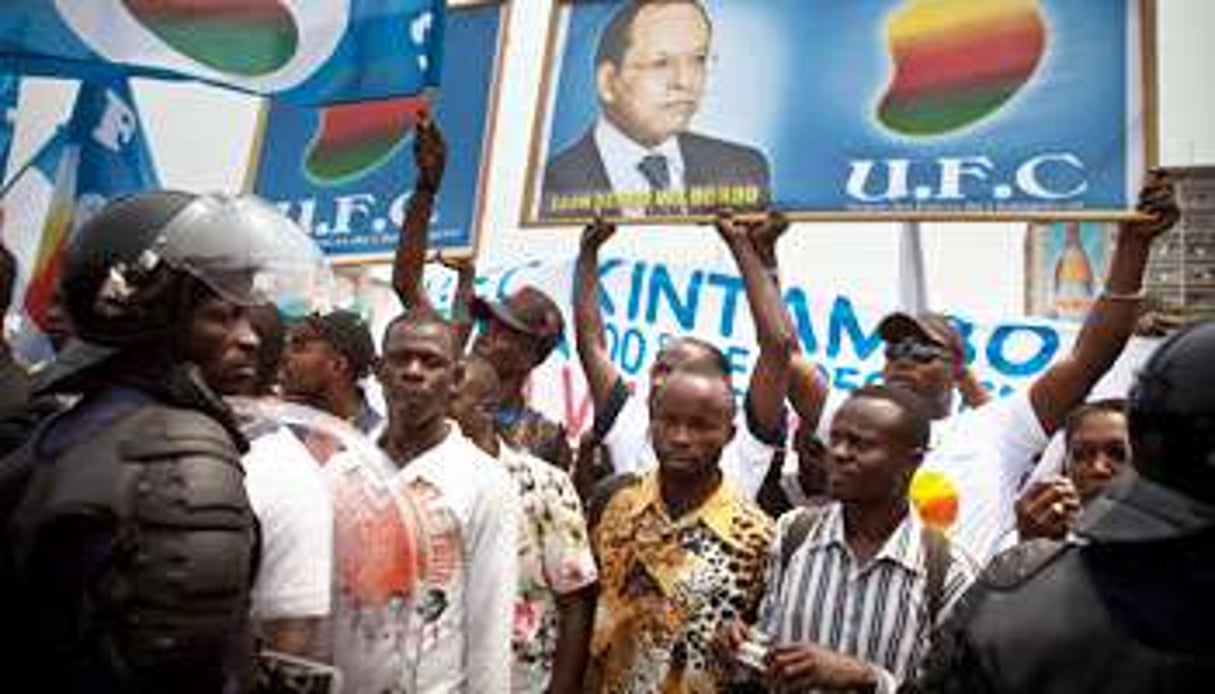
[{"xmin": 541, "ymin": 0, "xmax": 771, "ymax": 220}]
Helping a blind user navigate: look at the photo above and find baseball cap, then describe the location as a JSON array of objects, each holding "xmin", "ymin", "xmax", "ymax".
[
  {"xmin": 470, "ymin": 285, "xmax": 565, "ymax": 356},
  {"xmin": 877, "ymin": 311, "xmax": 958, "ymax": 349},
  {"xmin": 294, "ymin": 309, "xmax": 377, "ymax": 380}
]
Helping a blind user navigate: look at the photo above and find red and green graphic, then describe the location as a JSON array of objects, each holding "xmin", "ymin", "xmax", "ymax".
[
  {"xmin": 122, "ymin": 0, "xmax": 298, "ymax": 77},
  {"xmin": 878, "ymin": 0, "xmax": 1047, "ymax": 136},
  {"xmin": 304, "ymin": 96, "xmax": 428, "ymax": 185}
]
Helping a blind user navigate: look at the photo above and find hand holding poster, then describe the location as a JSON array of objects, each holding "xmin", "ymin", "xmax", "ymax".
[{"xmin": 524, "ymin": 0, "xmax": 1153, "ymax": 224}]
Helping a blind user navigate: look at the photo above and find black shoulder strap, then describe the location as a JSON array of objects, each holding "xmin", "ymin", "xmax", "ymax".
[
  {"xmin": 980, "ymin": 538, "xmax": 1066, "ymax": 590},
  {"xmin": 780, "ymin": 504, "xmax": 829, "ymax": 576},
  {"xmin": 922, "ymin": 526, "xmax": 950, "ymax": 626},
  {"xmin": 586, "ymin": 472, "xmax": 640, "ymax": 534}
]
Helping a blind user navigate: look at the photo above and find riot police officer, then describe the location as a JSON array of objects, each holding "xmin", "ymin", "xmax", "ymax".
[
  {"xmin": 0, "ymin": 191, "xmax": 327, "ymax": 692},
  {"xmin": 906, "ymin": 320, "xmax": 1215, "ymax": 694}
]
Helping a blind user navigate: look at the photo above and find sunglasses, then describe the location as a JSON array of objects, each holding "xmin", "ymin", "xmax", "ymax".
[{"xmin": 885, "ymin": 339, "xmax": 951, "ymax": 364}]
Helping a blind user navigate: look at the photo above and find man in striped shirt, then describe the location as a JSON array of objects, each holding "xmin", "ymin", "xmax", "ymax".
[{"xmin": 725, "ymin": 386, "xmax": 975, "ymax": 693}]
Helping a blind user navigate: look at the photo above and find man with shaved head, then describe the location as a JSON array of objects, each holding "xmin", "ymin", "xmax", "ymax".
[{"xmin": 588, "ymin": 368, "xmax": 772, "ymax": 691}]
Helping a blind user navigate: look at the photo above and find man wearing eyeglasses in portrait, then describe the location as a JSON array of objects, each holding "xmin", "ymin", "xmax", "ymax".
[{"xmin": 542, "ymin": 0, "xmax": 771, "ymax": 219}]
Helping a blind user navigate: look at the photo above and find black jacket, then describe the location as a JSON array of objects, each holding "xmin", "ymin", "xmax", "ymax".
[{"xmin": 905, "ymin": 472, "xmax": 1215, "ymax": 694}]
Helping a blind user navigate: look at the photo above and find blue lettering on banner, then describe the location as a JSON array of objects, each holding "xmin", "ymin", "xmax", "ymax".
[
  {"xmin": 620, "ymin": 327, "xmax": 647, "ymax": 375},
  {"xmin": 647, "ymin": 265, "xmax": 702, "ymax": 330},
  {"xmin": 706, "ymin": 271, "xmax": 745, "ymax": 337},
  {"xmin": 827, "ymin": 296, "xmax": 882, "ymax": 360},
  {"xmin": 627, "ymin": 261, "xmax": 646, "ymax": 322},
  {"xmin": 783, "ymin": 287, "xmax": 819, "ymax": 354},
  {"xmin": 833, "ymin": 366, "xmax": 861, "ymax": 390},
  {"xmin": 987, "ymin": 325, "xmax": 1060, "ymax": 377},
  {"xmin": 724, "ymin": 345, "xmax": 750, "ymax": 379},
  {"xmin": 494, "ymin": 259, "xmax": 543, "ymax": 301},
  {"xmin": 951, "ymin": 315, "xmax": 978, "ymax": 364},
  {"xmin": 603, "ymin": 322, "xmax": 648, "ymax": 377},
  {"xmin": 473, "ymin": 257, "xmax": 1085, "ymax": 411}
]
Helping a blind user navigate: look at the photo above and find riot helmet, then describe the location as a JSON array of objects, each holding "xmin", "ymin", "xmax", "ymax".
[
  {"xmin": 61, "ymin": 190, "xmax": 330, "ymax": 347},
  {"xmin": 1127, "ymin": 320, "xmax": 1215, "ymax": 503}
]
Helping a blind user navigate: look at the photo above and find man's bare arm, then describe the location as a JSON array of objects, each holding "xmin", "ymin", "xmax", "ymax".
[
  {"xmin": 1029, "ymin": 172, "xmax": 1180, "ymax": 434},
  {"xmin": 717, "ymin": 211, "xmax": 796, "ymax": 438},
  {"xmin": 390, "ymin": 115, "xmax": 446, "ymax": 310},
  {"xmin": 574, "ymin": 219, "xmax": 623, "ymax": 413}
]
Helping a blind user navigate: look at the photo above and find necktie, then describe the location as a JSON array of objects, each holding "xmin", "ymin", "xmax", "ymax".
[
  {"xmin": 638, "ymin": 153, "xmax": 672, "ymax": 191},
  {"xmin": 638, "ymin": 153, "xmax": 677, "ymax": 216}
]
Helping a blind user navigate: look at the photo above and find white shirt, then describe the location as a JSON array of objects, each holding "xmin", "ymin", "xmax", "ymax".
[
  {"xmin": 346, "ymin": 422, "xmax": 520, "ymax": 694},
  {"xmin": 819, "ymin": 389, "xmax": 1048, "ymax": 565},
  {"xmin": 594, "ymin": 117, "xmax": 687, "ymax": 218},
  {"xmin": 242, "ymin": 425, "xmax": 334, "ymax": 620},
  {"xmin": 603, "ymin": 390, "xmax": 779, "ymax": 500}
]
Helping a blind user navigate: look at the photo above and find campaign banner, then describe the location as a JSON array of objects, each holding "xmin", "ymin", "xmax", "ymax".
[
  {"xmin": 523, "ymin": 0, "xmax": 1151, "ymax": 225},
  {"xmin": 250, "ymin": 1, "xmax": 506, "ymax": 260},
  {"xmin": 0, "ymin": 1, "xmax": 443, "ymax": 106},
  {"xmin": 337, "ymin": 254, "xmax": 1155, "ymax": 441}
]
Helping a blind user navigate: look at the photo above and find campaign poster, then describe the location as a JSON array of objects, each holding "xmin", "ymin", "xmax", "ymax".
[
  {"xmin": 523, "ymin": 0, "xmax": 1153, "ymax": 225},
  {"xmin": 250, "ymin": 0, "xmax": 506, "ymax": 261}
]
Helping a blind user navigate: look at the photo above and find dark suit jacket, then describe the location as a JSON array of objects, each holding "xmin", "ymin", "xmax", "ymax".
[{"xmin": 540, "ymin": 129, "xmax": 771, "ymax": 218}]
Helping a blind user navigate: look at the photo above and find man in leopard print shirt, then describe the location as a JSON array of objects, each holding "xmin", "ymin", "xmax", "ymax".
[{"xmin": 588, "ymin": 369, "xmax": 772, "ymax": 692}]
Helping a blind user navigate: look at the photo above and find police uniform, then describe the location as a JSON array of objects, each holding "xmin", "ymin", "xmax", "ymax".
[{"xmin": 906, "ymin": 472, "xmax": 1215, "ymax": 694}]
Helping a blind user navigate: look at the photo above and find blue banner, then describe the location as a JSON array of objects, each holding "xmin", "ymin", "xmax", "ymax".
[
  {"xmin": 0, "ymin": 73, "xmax": 16, "ymax": 177},
  {"xmin": 0, "ymin": 1, "xmax": 444, "ymax": 105},
  {"xmin": 527, "ymin": 0, "xmax": 1145, "ymax": 222},
  {"xmin": 251, "ymin": 2, "xmax": 503, "ymax": 259}
]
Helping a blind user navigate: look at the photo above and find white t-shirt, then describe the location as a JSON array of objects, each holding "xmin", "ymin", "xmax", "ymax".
[
  {"xmin": 242, "ymin": 425, "xmax": 334, "ymax": 620},
  {"xmin": 602, "ymin": 390, "xmax": 779, "ymax": 500},
  {"xmin": 819, "ymin": 389, "xmax": 1048, "ymax": 564},
  {"xmin": 336, "ymin": 423, "xmax": 521, "ymax": 694}
]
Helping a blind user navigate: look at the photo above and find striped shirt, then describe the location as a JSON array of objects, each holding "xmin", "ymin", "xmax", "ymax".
[{"xmin": 759, "ymin": 503, "xmax": 976, "ymax": 689}]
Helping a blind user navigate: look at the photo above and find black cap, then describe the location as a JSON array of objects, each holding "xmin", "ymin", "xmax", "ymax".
[
  {"xmin": 877, "ymin": 311, "xmax": 958, "ymax": 348},
  {"xmin": 470, "ymin": 285, "xmax": 565, "ymax": 358}
]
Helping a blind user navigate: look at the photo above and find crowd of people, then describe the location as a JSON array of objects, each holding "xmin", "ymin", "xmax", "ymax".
[
  {"xmin": 1, "ymin": 1, "xmax": 1213, "ymax": 691},
  {"xmin": 0, "ymin": 110, "xmax": 1209, "ymax": 693}
]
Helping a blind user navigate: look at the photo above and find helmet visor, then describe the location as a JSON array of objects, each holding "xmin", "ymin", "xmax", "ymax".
[{"xmin": 153, "ymin": 194, "xmax": 332, "ymax": 317}]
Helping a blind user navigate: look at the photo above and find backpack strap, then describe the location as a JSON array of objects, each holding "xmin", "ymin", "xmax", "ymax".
[
  {"xmin": 921, "ymin": 526, "xmax": 950, "ymax": 626},
  {"xmin": 779, "ymin": 503, "xmax": 830, "ymax": 577}
]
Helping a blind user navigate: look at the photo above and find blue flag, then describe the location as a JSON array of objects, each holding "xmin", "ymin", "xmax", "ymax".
[
  {"xmin": 0, "ymin": 1, "xmax": 444, "ymax": 105},
  {"xmin": 6, "ymin": 77, "xmax": 159, "ymax": 353},
  {"xmin": 0, "ymin": 73, "xmax": 17, "ymax": 177}
]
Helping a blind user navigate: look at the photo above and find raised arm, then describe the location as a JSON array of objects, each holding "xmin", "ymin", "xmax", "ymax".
[
  {"xmin": 436, "ymin": 252, "xmax": 476, "ymax": 352},
  {"xmin": 391, "ymin": 114, "xmax": 446, "ymax": 310},
  {"xmin": 574, "ymin": 218, "xmax": 623, "ymax": 413},
  {"xmin": 749, "ymin": 212, "xmax": 830, "ymax": 434},
  {"xmin": 1028, "ymin": 171, "xmax": 1180, "ymax": 434},
  {"xmin": 716, "ymin": 211, "xmax": 796, "ymax": 439}
]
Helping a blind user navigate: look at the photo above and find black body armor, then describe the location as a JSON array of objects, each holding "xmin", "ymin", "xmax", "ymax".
[{"xmin": 1, "ymin": 392, "xmax": 257, "ymax": 692}]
